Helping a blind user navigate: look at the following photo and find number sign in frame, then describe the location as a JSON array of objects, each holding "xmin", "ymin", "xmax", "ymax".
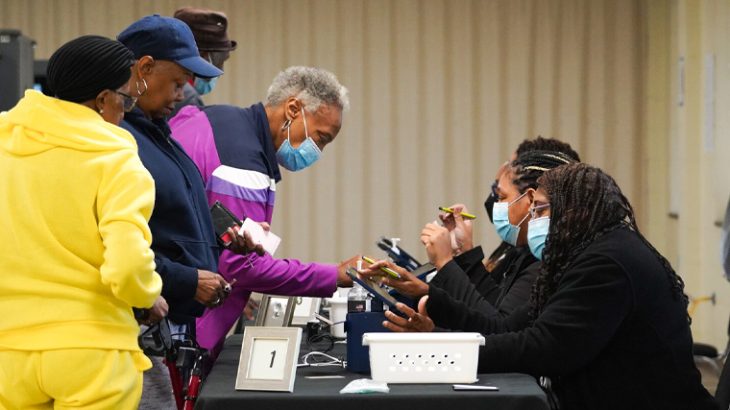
[{"xmin": 235, "ymin": 326, "xmax": 302, "ymax": 392}]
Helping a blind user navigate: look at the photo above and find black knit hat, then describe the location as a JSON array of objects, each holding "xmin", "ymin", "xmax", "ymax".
[{"xmin": 47, "ymin": 35, "xmax": 135, "ymax": 103}]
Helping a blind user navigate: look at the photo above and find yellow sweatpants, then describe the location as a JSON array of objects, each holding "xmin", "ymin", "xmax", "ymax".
[{"xmin": 0, "ymin": 349, "xmax": 148, "ymax": 410}]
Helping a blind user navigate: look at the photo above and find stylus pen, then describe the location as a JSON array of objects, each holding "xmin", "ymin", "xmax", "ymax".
[
  {"xmin": 439, "ymin": 206, "xmax": 477, "ymax": 220},
  {"xmin": 362, "ymin": 256, "xmax": 402, "ymax": 279}
]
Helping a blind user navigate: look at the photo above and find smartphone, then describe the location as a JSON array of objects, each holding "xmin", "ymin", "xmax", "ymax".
[{"xmin": 210, "ymin": 201, "xmax": 242, "ymax": 248}]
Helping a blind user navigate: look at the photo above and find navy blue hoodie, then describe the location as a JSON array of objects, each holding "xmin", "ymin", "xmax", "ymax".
[{"xmin": 121, "ymin": 108, "xmax": 219, "ymax": 323}]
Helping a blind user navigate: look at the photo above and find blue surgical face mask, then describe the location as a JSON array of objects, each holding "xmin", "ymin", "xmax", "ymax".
[
  {"xmin": 193, "ymin": 76, "xmax": 218, "ymax": 95},
  {"xmin": 276, "ymin": 109, "xmax": 322, "ymax": 171},
  {"xmin": 492, "ymin": 192, "xmax": 529, "ymax": 246},
  {"xmin": 527, "ymin": 216, "xmax": 550, "ymax": 260}
]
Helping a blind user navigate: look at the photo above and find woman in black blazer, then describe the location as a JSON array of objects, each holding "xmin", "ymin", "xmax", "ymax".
[{"xmin": 375, "ymin": 163, "xmax": 716, "ymax": 410}]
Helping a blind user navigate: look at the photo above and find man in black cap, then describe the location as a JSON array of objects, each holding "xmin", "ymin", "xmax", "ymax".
[{"xmin": 171, "ymin": 7, "xmax": 237, "ymax": 116}]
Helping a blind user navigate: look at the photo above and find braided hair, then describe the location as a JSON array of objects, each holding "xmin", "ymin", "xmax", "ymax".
[
  {"xmin": 515, "ymin": 136, "xmax": 581, "ymax": 162},
  {"xmin": 529, "ymin": 163, "xmax": 688, "ymax": 320},
  {"xmin": 510, "ymin": 150, "xmax": 576, "ymax": 194},
  {"xmin": 47, "ymin": 35, "xmax": 134, "ymax": 103}
]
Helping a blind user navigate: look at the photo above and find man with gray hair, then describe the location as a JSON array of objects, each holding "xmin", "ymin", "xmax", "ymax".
[{"xmin": 169, "ymin": 66, "xmax": 356, "ymax": 360}]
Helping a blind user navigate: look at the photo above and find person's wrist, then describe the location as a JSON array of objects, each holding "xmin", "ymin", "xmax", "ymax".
[
  {"xmin": 336, "ymin": 270, "xmax": 348, "ymax": 287},
  {"xmin": 462, "ymin": 240, "xmax": 473, "ymax": 252},
  {"xmin": 434, "ymin": 256, "xmax": 453, "ymax": 270}
]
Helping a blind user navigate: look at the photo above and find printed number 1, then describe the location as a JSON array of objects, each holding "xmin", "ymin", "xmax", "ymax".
[{"xmin": 270, "ymin": 350, "xmax": 276, "ymax": 368}]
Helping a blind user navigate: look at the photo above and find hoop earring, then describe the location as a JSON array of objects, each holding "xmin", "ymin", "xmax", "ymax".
[
  {"xmin": 136, "ymin": 78, "xmax": 148, "ymax": 97},
  {"xmin": 281, "ymin": 119, "xmax": 292, "ymax": 130}
]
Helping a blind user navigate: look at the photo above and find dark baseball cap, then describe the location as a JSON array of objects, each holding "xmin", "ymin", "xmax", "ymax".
[
  {"xmin": 174, "ymin": 7, "xmax": 237, "ymax": 52},
  {"xmin": 117, "ymin": 14, "xmax": 223, "ymax": 78}
]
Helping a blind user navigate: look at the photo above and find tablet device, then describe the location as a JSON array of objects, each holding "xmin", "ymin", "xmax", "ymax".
[
  {"xmin": 411, "ymin": 262, "xmax": 437, "ymax": 281},
  {"xmin": 345, "ymin": 267, "xmax": 399, "ymax": 309},
  {"xmin": 376, "ymin": 237, "xmax": 421, "ymax": 271}
]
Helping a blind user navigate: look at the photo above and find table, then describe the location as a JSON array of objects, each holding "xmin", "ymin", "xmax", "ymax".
[{"xmin": 194, "ymin": 334, "xmax": 550, "ymax": 410}]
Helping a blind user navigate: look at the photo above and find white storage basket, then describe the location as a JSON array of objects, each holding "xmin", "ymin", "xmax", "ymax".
[{"xmin": 362, "ymin": 332, "xmax": 485, "ymax": 383}]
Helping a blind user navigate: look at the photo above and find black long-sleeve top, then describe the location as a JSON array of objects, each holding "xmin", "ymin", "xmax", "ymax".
[
  {"xmin": 429, "ymin": 245, "xmax": 539, "ymax": 317},
  {"xmin": 427, "ymin": 227, "xmax": 716, "ymax": 410}
]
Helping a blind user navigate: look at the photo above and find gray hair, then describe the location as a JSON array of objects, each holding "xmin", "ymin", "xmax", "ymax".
[{"xmin": 265, "ymin": 66, "xmax": 350, "ymax": 112}]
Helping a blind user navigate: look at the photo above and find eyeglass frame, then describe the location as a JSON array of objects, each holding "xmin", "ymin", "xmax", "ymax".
[
  {"xmin": 529, "ymin": 203, "xmax": 551, "ymax": 219},
  {"xmin": 113, "ymin": 89, "xmax": 138, "ymax": 112}
]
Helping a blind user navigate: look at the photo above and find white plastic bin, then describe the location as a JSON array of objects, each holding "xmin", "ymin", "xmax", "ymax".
[{"xmin": 362, "ymin": 332, "xmax": 485, "ymax": 383}]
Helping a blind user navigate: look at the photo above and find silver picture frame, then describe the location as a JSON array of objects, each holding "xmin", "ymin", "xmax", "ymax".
[
  {"xmin": 290, "ymin": 297, "xmax": 322, "ymax": 326},
  {"xmin": 254, "ymin": 295, "xmax": 296, "ymax": 327},
  {"xmin": 235, "ymin": 326, "xmax": 302, "ymax": 392}
]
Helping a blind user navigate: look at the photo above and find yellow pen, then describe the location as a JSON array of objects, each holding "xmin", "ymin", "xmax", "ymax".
[
  {"xmin": 439, "ymin": 206, "xmax": 476, "ymax": 220},
  {"xmin": 362, "ymin": 256, "xmax": 402, "ymax": 279}
]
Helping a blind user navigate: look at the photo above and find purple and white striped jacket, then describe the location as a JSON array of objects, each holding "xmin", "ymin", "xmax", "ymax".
[{"xmin": 170, "ymin": 103, "xmax": 337, "ymax": 359}]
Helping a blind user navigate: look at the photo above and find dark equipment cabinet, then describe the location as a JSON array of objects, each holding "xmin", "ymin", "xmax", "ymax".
[{"xmin": 0, "ymin": 29, "xmax": 35, "ymax": 111}]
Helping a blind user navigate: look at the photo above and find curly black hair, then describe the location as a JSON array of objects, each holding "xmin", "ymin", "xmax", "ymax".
[{"xmin": 529, "ymin": 163, "xmax": 688, "ymax": 320}]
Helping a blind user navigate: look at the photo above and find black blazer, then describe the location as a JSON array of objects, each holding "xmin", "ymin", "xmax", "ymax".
[
  {"xmin": 429, "ymin": 245, "xmax": 538, "ymax": 318},
  {"xmin": 427, "ymin": 227, "xmax": 716, "ymax": 410}
]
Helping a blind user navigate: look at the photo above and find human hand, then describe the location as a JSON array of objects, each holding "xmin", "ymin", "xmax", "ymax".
[
  {"xmin": 439, "ymin": 203, "xmax": 474, "ymax": 254},
  {"xmin": 227, "ymin": 227, "xmax": 265, "ymax": 256},
  {"xmin": 147, "ymin": 296, "xmax": 169, "ymax": 324},
  {"xmin": 382, "ymin": 297, "xmax": 435, "ymax": 332},
  {"xmin": 359, "ymin": 259, "xmax": 428, "ymax": 298},
  {"xmin": 195, "ymin": 270, "xmax": 230, "ymax": 308},
  {"xmin": 135, "ymin": 295, "xmax": 169, "ymax": 325},
  {"xmin": 420, "ymin": 222, "xmax": 454, "ymax": 269},
  {"xmin": 243, "ymin": 297, "xmax": 259, "ymax": 320},
  {"xmin": 336, "ymin": 254, "xmax": 361, "ymax": 287}
]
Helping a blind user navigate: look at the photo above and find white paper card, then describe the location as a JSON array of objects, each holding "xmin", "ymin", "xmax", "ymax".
[{"xmin": 239, "ymin": 218, "xmax": 281, "ymax": 256}]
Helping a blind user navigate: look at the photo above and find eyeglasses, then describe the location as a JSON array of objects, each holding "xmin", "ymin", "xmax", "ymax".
[
  {"xmin": 529, "ymin": 203, "xmax": 551, "ymax": 219},
  {"xmin": 113, "ymin": 89, "xmax": 138, "ymax": 112}
]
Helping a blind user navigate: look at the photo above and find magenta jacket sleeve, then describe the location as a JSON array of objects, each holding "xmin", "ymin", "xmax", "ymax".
[{"xmin": 220, "ymin": 250, "xmax": 338, "ymax": 296}]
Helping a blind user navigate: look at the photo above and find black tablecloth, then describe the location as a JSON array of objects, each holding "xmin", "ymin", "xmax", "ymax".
[{"xmin": 194, "ymin": 334, "xmax": 549, "ymax": 410}]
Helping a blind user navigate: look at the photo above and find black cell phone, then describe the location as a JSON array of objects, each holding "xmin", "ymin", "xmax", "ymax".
[{"xmin": 210, "ymin": 201, "xmax": 242, "ymax": 248}]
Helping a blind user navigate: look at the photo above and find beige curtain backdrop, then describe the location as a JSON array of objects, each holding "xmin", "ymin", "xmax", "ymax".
[{"xmin": 3, "ymin": 0, "xmax": 728, "ymax": 346}]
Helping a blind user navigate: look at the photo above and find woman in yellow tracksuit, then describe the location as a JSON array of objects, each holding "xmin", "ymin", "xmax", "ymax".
[{"xmin": 0, "ymin": 36, "xmax": 162, "ymax": 409}]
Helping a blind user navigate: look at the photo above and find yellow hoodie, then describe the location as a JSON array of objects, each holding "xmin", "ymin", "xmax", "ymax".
[{"xmin": 0, "ymin": 90, "xmax": 162, "ymax": 355}]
